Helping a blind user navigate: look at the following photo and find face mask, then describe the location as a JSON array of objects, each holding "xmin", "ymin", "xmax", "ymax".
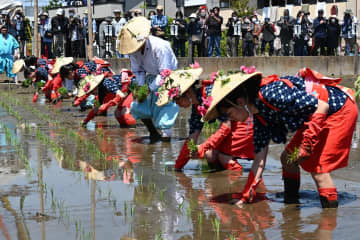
[
  {"xmin": 191, "ymin": 18, "xmax": 196, "ymax": 22},
  {"xmin": 252, "ymin": 18, "xmax": 256, "ymax": 22},
  {"xmin": 245, "ymin": 19, "xmax": 250, "ymax": 23},
  {"xmin": 200, "ymin": 12, "xmax": 206, "ymax": 17},
  {"xmin": 331, "ymin": 18, "xmax": 336, "ymax": 23},
  {"xmin": 69, "ymin": 13, "xmax": 74, "ymax": 17},
  {"xmin": 233, "ymin": 17, "xmax": 237, "ymax": 20}
]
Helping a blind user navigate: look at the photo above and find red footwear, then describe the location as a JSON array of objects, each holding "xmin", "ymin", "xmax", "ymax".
[
  {"xmin": 117, "ymin": 113, "xmax": 136, "ymax": 127},
  {"xmin": 223, "ymin": 160, "xmax": 243, "ymax": 171}
]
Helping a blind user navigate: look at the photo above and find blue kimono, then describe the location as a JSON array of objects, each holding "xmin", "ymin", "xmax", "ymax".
[{"xmin": 0, "ymin": 34, "xmax": 19, "ymax": 78}]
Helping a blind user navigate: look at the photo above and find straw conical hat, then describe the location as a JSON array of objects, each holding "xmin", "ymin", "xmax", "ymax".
[
  {"xmin": 51, "ymin": 57, "xmax": 74, "ymax": 74},
  {"xmin": 118, "ymin": 17, "xmax": 151, "ymax": 55},
  {"xmin": 77, "ymin": 74, "xmax": 105, "ymax": 98},
  {"xmin": 156, "ymin": 68, "xmax": 203, "ymax": 107},
  {"xmin": 203, "ymin": 71, "xmax": 262, "ymax": 121},
  {"xmin": 12, "ymin": 59, "xmax": 25, "ymax": 74}
]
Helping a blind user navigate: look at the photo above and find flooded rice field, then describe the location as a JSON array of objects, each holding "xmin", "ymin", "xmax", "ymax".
[{"xmin": 0, "ymin": 78, "xmax": 359, "ymax": 240}]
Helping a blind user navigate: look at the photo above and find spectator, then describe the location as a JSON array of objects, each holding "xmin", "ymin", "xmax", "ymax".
[
  {"xmin": 151, "ymin": 5, "xmax": 167, "ymax": 39},
  {"xmin": 242, "ymin": 16, "xmax": 254, "ymax": 56},
  {"xmin": 251, "ymin": 14, "xmax": 262, "ymax": 56},
  {"xmin": 39, "ymin": 12, "xmax": 53, "ymax": 58},
  {"xmin": 342, "ymin": 9, "xmax": 358, "ymax": 56},
  {"xmin": 66, "ymin": 9, "xmax": 76, "ymax": 56},
  {"xmin": 206, "ymin": 7, "xmax": 223, "ymax": 57},
  {"xmin": 273, "ymin": 24, "xmax": 282, "ymax": 56},
  {"xmin": 327, "ymin": 15, "xmax": 341, "ymax": 56},
  {"xmin": 260, "ymin": 18, "xmax": 275, "ymax": 56},
  {"xmin": 69, "ymin": 15, "xmax": 83, "ymax": 58},
  {"xmin": 226, "ymin": 11, "xmax": 240, "ymax": 57},
  {"xmin": 0, "ymin": 24, "xmax": 19, "ymax": 80},
  {"xmin": 51, "ymin": 9, "xmax": 69, "ymax": 57},
  {"xmin": 294, "ymin": 10, "xmax": 312, "ymax": 56},
  {"xmin": 148, "ymin": 11, "xmax": 156, "ymax": 20},
  {"xmin": 277, "ymin": 9, "xmax": 295, "ymax": 56},
  {"xmin": 112, "ymin": 9, "xmax": 127, "ymax": 58},
  {"xmin": 124, "ymin": 11, "xmax": 133, "ymax": 21},
  {"xmin": 188, "ymin": 13, "xmax": 202, "ymax": 58},
  {"xmin": 312, "ymin": 9, "xmax": 327, "ymax": 56},
  {"xmin": 251, "ymin": 10, "xmax": 263, "ymax": 24},
  {"xmin": 197, "ymin": 6, "xmax": 208, "ymax": 57},
  {"xmin": 99, "ymin": 17, "xmax": 115, "ymax": 58},
  {"xmin": 82, "ymin": 9, "xmax": 97, "ymax": 58},
  {"xmin": 11, "ymin": 10, "xmax": 26, "ymax": 58},
  {"xmin": 172, "ymin": 10, "xmax": 187, "ymax": 57}
]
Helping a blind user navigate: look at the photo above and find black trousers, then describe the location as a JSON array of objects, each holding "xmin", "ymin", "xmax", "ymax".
[{"xmin": 312, "ymin": 37, "xmax": 327, "ymax": 56}]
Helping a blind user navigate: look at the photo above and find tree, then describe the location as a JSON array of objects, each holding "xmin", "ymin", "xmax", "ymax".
[
  {"xmin": 230, "ymin": 0, "xmax": 255, "ymax": 17},
  {"xmin": 42, "ymin": 0, "xmax": 62, "ymax": 12}
]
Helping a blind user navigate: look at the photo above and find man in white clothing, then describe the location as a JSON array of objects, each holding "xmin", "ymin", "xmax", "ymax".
[
  {"xmin": 118, "ymin": 17, "xmax": 179, "ymax": 142},
  {"xmin": 112, "ymin": 9, "xmax": 127, "ymax": 58}
]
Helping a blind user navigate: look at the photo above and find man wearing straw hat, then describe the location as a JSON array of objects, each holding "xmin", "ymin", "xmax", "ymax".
[
  {"xmin": 0, "ymin": 24, "xmax": 19, "ymax": 82},
  {"xmin": 118, "ymin": 16, "xmax": 179, "ymax": 142}
]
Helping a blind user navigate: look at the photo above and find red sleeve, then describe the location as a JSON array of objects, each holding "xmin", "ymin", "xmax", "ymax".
[
  {"xmin": 272, "ymin": 24, "xmax": 276, "ymax": 32},
  {"xmin": 260, "ymin": 25, "xmax": 264, "ymax": 33},
  {"xmin": 52, "ymin": 74, "xmax": 63, "ymax": 91},
  {"xmin": 42, "ymin": 79, "xmax": 52, "ymax": 92}
]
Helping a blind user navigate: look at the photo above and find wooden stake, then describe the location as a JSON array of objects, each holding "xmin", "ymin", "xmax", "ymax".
[
  {"xmin": 34, "ymin": 0, "xmax": 39, "ymax": 57},
  {"xmin": 87, "ymin": 0, "xmax": 93, "ymax": 59}
]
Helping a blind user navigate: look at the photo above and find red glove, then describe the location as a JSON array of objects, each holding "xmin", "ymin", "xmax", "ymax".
[
  {"xmin": 299, "ymin": 113, "xmax": 327, "ymax": 159},
  {"xmin": 197, "ymin": 123, "xmax": 231, "ymax": 158},
  {"xmin": 32, "ymin": 93, "xmax": 39, "ymax": 103},
  {"xmin": 73, "ymin": 93, "xmax": 91, "ymax": 107},
  {"xmin": 82, "ymin": 109, "xmax": 97, "ymax": 125},
  {"xmin": 174, "ymin": 140, "xmax": 191, "ymax": 170},
  {"xmin": 51, "ymin": 91, "xmax": 60, "ymax": 100},
  {"xmin": 98, "ymin": 94, "xmax": 123, "ymax": 114},
  {"xmin": 239, "ymin": 170, "xmax": 262, "ymax": 203}
]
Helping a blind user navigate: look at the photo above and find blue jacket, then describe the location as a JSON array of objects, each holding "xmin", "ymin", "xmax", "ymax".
[{"xmin": 313, "ymin": 17, "xmax": 327, "ymax": 39}]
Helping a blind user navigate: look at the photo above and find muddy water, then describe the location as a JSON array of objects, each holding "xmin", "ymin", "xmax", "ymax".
[{"xmin": 0, "ymin": 81, "xmax": 359, "ymax": 240}]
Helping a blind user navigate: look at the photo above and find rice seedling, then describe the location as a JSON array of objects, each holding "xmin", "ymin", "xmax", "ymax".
[
  {"xmin": 160, "ymin": 188, "xmax": 166, "ymax": 202},
  {"xmin": 124, "ymin": 202, "xmax": 128, "ymax": 216},
  {"xmin": 130, "ymin": 205, "xmax": 135, "ymax": 216},
  {"xmin": 155, "ymin": 231, "xmax": 164, "ymax": 240},
  {"xmin": 212, "ymin": 217, "xmax": 220, "ymax": 237}
]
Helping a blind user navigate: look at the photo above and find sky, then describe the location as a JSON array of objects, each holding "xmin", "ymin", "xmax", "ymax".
[{"xmin": 21, "ymin": 0, "xmax": 50, "ymax": 7}]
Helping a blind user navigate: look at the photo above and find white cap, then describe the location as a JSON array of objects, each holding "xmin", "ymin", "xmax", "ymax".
[
  {"xmin": 56, "ymin": 8, "xmax": 64, "ymax": 15},
  {"xmin": 189, "ymin": 13, "xmax": 197, "ymax": 18}
]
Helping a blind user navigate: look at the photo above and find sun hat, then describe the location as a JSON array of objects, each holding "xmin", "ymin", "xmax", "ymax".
[
  {"xmin": 203, "ymin": 69, "xmax": 262, "ymax": 121},
  {"xmin": 118, "ymin": 16, "xmax": 151, "ymax": 55},
  {"xmin": 189, "ymin": 13, "xmax": 197, "ymax": 18},
  {"xmin": 113, "ymin": 9, "xmax": 121, "ymax": 13},
  {"xmin": 345, "ymin": 9, "xmax": 353, "ymax": 15},
  {"xmin": 77, "ymin": 74, "xmax": 105, "ymax": 98},
  {"xmin": 156, "ymin": 67, "xmax": 203, "ymax": 107},
  {"xmin": 84, "ymin": 9, "xmax": 88, "ymax": 14},
  {"xmin": 156, "ymin": 5, "xmax": 164, "ymax": 10},
  {"xmin": 39, "ymin": 12, "xmax": 49, "ymax": 17},
  {"xmin": 12, "ymin": 59, "xmax": 25, "ymax": 74},
  {"xmin": 51, "ymin": 57, "xmax": 74, "ymax": 74}
]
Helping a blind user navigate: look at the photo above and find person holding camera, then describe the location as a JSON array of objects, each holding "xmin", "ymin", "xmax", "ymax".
[
  {"xmin": 312, "ymin": 9, "xmax": 327, "ymax": 56},
  {"xmin": 294, "ymin": 10, "xmax": 312, "ymax": 56},
  {"xmin": 112, "ymin": 10, "xmax": 127, "ymax": 58},
  {"xmin": 69, "ymin": 15, "xmax": 84, "ymax": 58},
  {"xmin": 51, "ymin": 9, "xmax": 69, "ymax": 57},
  {"xmin": 327, "ymin": 15, "xmax": 341, "ymax": 56},
  {"xmin": 172, "ymin": 10, "xmax": 187, "ymax": 57},
  {"xmin": 10, "ymin": 10, "xmax": 26, "ymax": 58},
  {"xmin": 99, "ymin": 17, "xmax": 115, "ymax": 58},
  {"xmin": 196, "ymin": 6, "xmax": 208, "ymax": 57},
  {"xmin": 206, "ymin": 7, "xmax": 223, "ymax": 57},
  {"xmin": 277, "ymin": 9, "xmax": 295, "ymax": 56},
  {"xmin": 342, "ymin": 9, "xmax": 358, "ymax": 56},
  {"xmin": 188, "ymin": 13, "xmax": 202, "ymax": 59},
  {"xmin": 39, "ymin": 12, "xmax": 53, "ymax": 58},
  {"xmin": 242, "ymin": 16, "xmax": 254, "ymax": 56},
  {"xmin": 226, "ymin": 11, "xmax": 240, "ymax": 57},
  {"xmin": 260, "ymin": 18, "xmax": 275, "ymax": 56}
]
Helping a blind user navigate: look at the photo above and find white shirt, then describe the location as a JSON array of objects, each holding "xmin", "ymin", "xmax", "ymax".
[
  {"xmin": 130, "ymin": 35, "xmax": 178, "ymax": 91},
  {"xmin": 112, "ymin": 18, "xmax": 127, "ymax": 36}
]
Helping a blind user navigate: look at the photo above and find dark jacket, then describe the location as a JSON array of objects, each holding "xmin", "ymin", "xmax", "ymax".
[
  {"xmin": 277, "ymin": 16, "xmax": 295, "ymax": 42},
  {"xmin": 294, "ymin": 17, "xmax": 312, "ymax": 40},
  {"xmin": 174, "ymin": 18, "xmax": 187, "ymax": 40},
  {"xmin": 327, "ymin": 18, "xmax": 341, "ymax": 48},
  {"xmin": 313, "ymin": 17, "xmax": 327, "ymax": 39},
  {"xmin": 188, "ymin": 20, "xmax": 202, "ymax": 36},
  {"xmin": 206, "ymin": 15, "xmax": 223, "ymax": 36},
  {"xmin": 226, "ymin": 17, "xmax": 240, "ymax": 36},
  {"xmin": 51, "ymin": 16, "xmax": 69, "ymax": 34},
  {"xmin": 261, "ymin": 23, "xmax": 276, "ymax": 42},
  {"xmin": 241, "ymin": 22, "xmax": 254, "ymax": 41}
]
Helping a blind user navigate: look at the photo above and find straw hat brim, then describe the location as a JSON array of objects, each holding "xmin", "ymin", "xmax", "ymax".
[
  {"xmin": 77, "ymin": 74, "xmax": 105, "ymax": 98},
  {"xmin": 156, "ymin": 68, "xmax": 203, "ymax": 107},
  {"xmin": 118, "ymin": 17, "xmax": 151, "ymax": 55},
  {"xmin": 12, "ymin": 59, "xmax": 25, "ymax": 74},
  {"xmin": 203, "ymin": 72, "xmax": 262, "ymax": 122},
  {"xmin": 51, "ymin": 57, "xmax": 74, "ymax": 74}
]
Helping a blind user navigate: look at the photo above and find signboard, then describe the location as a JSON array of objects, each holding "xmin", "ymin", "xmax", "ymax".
[{"xmin": 184, "ymin": 0, "xmax": 206, "ymax": 7}]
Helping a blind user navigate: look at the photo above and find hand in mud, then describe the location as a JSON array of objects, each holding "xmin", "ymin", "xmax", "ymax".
[
  {"xmin": 295, "ymin": 143, "xmax": 311, "ymax": 164},
  {"xmin": 51, "ymin": 97, "xmax": 62, "ymax": 105}
]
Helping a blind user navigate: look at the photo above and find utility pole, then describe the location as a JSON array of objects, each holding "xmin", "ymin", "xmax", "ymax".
[
  {"xmin": 87, "ymin": 0, "xmax": 93, "ymax": 59},
  {"xmin": 33, "ymin": 0, "xmax": 39, "ymax": 57}
]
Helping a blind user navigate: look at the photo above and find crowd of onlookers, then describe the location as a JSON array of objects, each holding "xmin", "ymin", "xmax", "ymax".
[{"xmin": 2, "ymin": 4, "xmax": 359, "ymax": 60}]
